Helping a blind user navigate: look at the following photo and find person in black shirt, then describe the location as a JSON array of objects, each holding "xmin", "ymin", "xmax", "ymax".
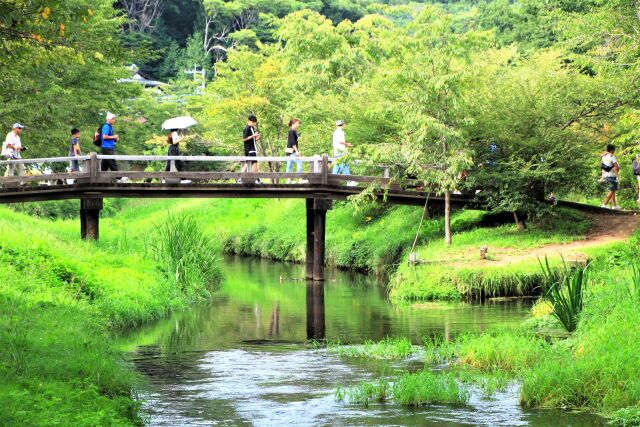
[
  {"xmin": 285, "ymin": 119, "xmax": 302, "ymax": 177},
  {"xmin": 241, "ymin": 114, "xmax": 260, "ymax": 183}
]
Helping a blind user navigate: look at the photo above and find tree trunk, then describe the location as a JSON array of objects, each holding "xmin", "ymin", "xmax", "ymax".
[
  {"xmin": 513, "ymin": 212, "xmax": 526, "ymax": 231},
  {"xmin": 444, "ymin": 191, "xmax": 452, "ymax": 247}
]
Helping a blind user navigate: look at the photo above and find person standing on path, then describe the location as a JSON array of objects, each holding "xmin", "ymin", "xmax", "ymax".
[
  {"xmin": 165, "ymin": 129, "xmax": 191, "ymax": 184},
  {"xmin": 601, "ymin": 144, "xmax": 620, "ymax": 209},
  {"xmin": 69, "ymin": 128, "xmax": 82, "ymax": 172},
  {"xmin": 241, "ymin": 114, "xmax": 260, "ymax": 184},
  {"xmin": 100, "ymin": 113, "xmax": 127, "ymax": 182},
  {"xmin": 2, "ymin": 123, "xmax": 26, "ymax": 178},
  {"xmin": 285, "ymin": 119, "xmax": 303, "ymax": 179}
]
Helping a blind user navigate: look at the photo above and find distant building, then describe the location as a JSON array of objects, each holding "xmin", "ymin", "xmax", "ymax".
[{"xmin": 118, "ymin": 64, "xmax": 167, "ymax": 88}]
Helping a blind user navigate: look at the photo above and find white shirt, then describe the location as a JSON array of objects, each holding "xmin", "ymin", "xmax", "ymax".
[
  {"xmin": 333, "ymin": 128, "xmax": 346, "ymax": 158},
  {"xmin": 602, "ymin": 153, "xmax": 618, "ymax": 178},
  {"xmin": 2, "ymin": 131, "xmax": 22, "ymax": 159},
  {"xmin": 171, "ymin": 131, "xmax": 182, "ymax": 144}
]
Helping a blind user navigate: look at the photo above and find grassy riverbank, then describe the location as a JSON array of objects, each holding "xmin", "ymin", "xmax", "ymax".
[
  {"xmin": 0, "ymin": 206, "xmax": 221, "ymax": 425},
  {"xmin": 331, "ymin": 231, "xmax": 640, "ymax": 423}
]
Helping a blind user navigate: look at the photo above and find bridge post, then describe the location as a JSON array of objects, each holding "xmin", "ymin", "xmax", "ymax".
[
  {"xmin": 305, "ymin": 280, "xmax": 326, "ymax": 341},
  {"xmin": 80, "ymin": 198, "xmax": 103, "ymax": 240},
  {"xmin": 313, "ymin": 195, "xmax": 332, "ymax": 282},
  {"xmin": 305, "ymin": 199, "xmax": 314, "ymax": 280}
]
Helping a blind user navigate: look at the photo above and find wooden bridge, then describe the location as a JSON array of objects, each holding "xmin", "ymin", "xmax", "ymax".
[{"xmin": 0, "ymin": 153, "xmax": 626, "ymax": 281}]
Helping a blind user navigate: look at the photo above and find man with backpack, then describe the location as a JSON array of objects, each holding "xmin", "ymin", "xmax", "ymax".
[
  {"xmin": 601, "ymin": 144, "xmax": 620, "ymax": 209},
  {"xmin": 97, "ymin": 112, "xmax": 128, "ymax": 183}
]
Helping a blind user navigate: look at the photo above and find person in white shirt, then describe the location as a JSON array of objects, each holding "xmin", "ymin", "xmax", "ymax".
[
  {"xmin": 601, "ymin": 144, "xmax": 620, "ymax": 209},
  {"xmin": 332, "ymin": 120, "xmax": 353, "ymax": 174},
  {"xmin": 2, "ymin": 123, "xmax": 26, "ymax": 177}
]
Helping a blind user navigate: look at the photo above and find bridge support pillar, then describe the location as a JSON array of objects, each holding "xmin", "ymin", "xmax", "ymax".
[
  {"xmin": 312, "ymin": 196, "xmax": 332, "ymax": 282},
  {"xmin": 306, "ymin": 280, "xmax": 325, "ymax": 341},
  {"xmin": 81, "ymin": 198, "xmax": 103, "ymax": 240},
  {"xmin": 305, "ymin": 199, "xmax": 315, "ymax": 280}
]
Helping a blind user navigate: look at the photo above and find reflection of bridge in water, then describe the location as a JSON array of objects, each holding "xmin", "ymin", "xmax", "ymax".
[
  {"xmin": 0, "ymin": 154, "xmax": 625, "ymax": 281},
  {"xmin": 306, "ymin": 281, "xmax": 325, "ymax": 341}
]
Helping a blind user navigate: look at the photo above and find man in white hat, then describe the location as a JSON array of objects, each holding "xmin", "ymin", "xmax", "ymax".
[
  {"xmin": 100, "ymin": 112, "xmax": 127, "ymax": 182},
  {"xmin": 332, "ymin": 120, "xmax": 357, "ymax": 186},
  {"xmin": 2, "ymin": 123, "xmax": 26, "ymax": 178}
]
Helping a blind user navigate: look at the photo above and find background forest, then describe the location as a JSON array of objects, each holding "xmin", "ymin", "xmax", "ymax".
[{"xmin": 2, "ymin": 0, "xmax": 640, "ymax": 218}]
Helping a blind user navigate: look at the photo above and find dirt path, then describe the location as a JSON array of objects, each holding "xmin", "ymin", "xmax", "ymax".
[{"xmin": 470, "ymin": 213, "xmax": 640, "ymax": 266}]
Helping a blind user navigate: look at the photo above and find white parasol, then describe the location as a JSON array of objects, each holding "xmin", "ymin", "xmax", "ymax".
[{"xmin": 162, "ymin": 116, "xmax": 197, "ymax": 130}]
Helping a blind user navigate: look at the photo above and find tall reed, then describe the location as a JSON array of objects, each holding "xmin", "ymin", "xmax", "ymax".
[{"xmin": 152, "ymin": 212, "xmax": 222, "ymax": 300}]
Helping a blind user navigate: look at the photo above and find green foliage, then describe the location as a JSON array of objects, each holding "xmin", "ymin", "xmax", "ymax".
[
  {"xmin": 540, "ymin": 257, "xmax": 588, "ymax": 333},
  {"xmin": 336, "ymin": 371, "xmax": 469, "ymax": 407},
  {"xmin": 336, "ymin": 376, "xmax": 391, "ymax": 406},
  {"xmin": 328, "ymin": 337, "xmax": 417, "ymax": 360},
  {"xmin": 609, "ymin": 407, "xmax": 640, "ymax": 427},
  {"xmin": 8, "ymin": 199, "xmax": 125, "ymax": 220},
  {"xmin": 392, "ymin": 371, "xmax": 469, "ymax": 407},
  {"xmin": 151, "ymin": 212, "xmax": 223, "ymax": 301}
]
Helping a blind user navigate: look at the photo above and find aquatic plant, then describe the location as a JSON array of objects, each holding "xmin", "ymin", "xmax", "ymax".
[
  {"xmin": 392, "ymin": 371, "xmax": 469, "ymax": 406},
  {"xmin": 539, "ymin": 257, "xmax": 588, "ymax": 333},
  {"xmin": 422, "ymin": 334, "xmax": 457, "ymax": 364},
  {"xmin": 335, "ymin": 377, "xmax": 392, "ymax": 406},
  {"xmin": 328, "ymin": 337, "xmax": 417, "ymax": 360}
]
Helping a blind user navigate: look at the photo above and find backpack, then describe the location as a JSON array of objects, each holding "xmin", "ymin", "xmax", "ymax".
[
  {"xmin": 93, "ymin": 124, "xmax": 103, "ymax": 147},
  {"xmin": 601, "ymin": 155, "xmax": 614, "ymax": 172},
  {"xmin": 633, "ymin": 158, "xmax": 640, "ymax": 176}
]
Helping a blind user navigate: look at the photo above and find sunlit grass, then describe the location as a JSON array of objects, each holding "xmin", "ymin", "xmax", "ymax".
[{"xmin": 328, "ymin": 337, "xmax": 417, "ymax": 360}]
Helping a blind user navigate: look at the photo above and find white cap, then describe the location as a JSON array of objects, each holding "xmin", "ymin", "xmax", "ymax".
[
  {"xmin": 336, "ymin": 120, "xmax": 344, "ymax": 126},
  {"xmin": 12, "ymin": 123, "xmax": 24, "ymax": 129},
  {"xmin": 106, "ymin": 112, "xmax": 116, "ymax": 121}
]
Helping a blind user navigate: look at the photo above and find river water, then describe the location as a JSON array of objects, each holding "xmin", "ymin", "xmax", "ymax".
[{"xmin": 122, "ymin": 257, "xmax": 603, "ymax": 426}]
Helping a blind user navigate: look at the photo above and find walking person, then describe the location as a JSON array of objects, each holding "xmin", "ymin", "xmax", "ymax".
[
  {"xmin": 332, "ymin": 120, "xmax": 356, "ymax": 186},
  {"xmin": 100, "ymin": 113, "xmax": 128, "ymax": 182},
  {"xmin": 2, "ymin": 123, "xmax": 26, "ymax": 179},
  {"xmin": 601, "ymin": 144, "xmax": 620, "ymax": 209},
  {"xmin": 241, "ymin": 114, "xmax": 260, "ymax": 184},
  {"xmin": 165, "ymin": 129, "xmax": 191, "ymax": 184},
  {"xmin": 633, "ymin": 152, "xmax": 640, "ymax": 203},
  {"xmin": 69, "ymin": 128, "xmax": 82, "ymax": 172},
  {"xmin": 285, "ymin": 118, "xmax": 304, "ymax": 182}
]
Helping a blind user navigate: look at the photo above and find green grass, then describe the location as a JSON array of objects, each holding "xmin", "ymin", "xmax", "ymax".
[
  {"xmin": 390, "ymin": 208, "xmax": 592, "ymax": 301},
  {"xmin": 328, "ymin": 337, "xmax": 417, "ymax": 360},
  {"xmin": 0, "ymin": 204, "xmax": 223, "ymax": 425},
  {"xmin": 336, "ymin": 371, "xmax": 468, "ymax": 407}
]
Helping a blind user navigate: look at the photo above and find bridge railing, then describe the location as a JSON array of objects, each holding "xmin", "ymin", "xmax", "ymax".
[{"xmin": 0, "ymin": 153, "xmax": 396, "ymax": 188}]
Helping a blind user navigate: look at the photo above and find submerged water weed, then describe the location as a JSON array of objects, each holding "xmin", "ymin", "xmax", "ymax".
[
  {"xmin": 392, "ymin": 371, "xmax": 469, "ymax": 406},
  {"xmin": 152, "ymin": 212, "xmax": 223, "ymax": 301},
  {"xmin": 423, "ymin": 334, "xmax": 457, "ymax": 364},
  {"xmin": 328, "ymin": 337, "xmax": 417, "ymax": 360},
  {"xmin": 540, "ymin": 257, "xmax": 588, "ymax": 333},
  {"xmin": 335, "ymin": 377, "xmax": 392, "ymax": 406}
]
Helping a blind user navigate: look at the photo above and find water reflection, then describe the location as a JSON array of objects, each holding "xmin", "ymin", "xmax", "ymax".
[{"xmin": 306, "ymin": 281, "xmax": 325, "ymax": 340}]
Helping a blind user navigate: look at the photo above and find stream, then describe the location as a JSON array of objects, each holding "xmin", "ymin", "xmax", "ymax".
[{"xmin": 121, "ymin": 256, "xmax": 603, "ymax": 426}]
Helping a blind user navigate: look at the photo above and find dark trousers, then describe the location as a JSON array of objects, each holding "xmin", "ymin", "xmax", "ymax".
[{"xmin": 100, "ymin": 148, "xmax": 118, "ymax": 171}]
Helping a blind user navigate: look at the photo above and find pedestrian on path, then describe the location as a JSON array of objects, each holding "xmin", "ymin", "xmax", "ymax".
[
  {"xmin": 100, "ymin": 113, "xmax": 127, "ymax": 182},
  {"xmin": 601, "ymin": 144, "xmax": 620, "ymax": 209},
  {"xmin": 69, "ymin": 128, "xmax": 82, "ymax": 172},
  {"xmin": 633, "ymin": 153, "xmax": 640, "ymax": 203},
  {"xmin": 2, "ymin": 123, "xmax": 26, "ymax": 178},
  {"xmin": 332, "ymin": 120, "xmax": 357, "ymax": 186},
  {"xmin": 285, "ymin": 118, "xmax": 303, "ymax": 176},
  {"xmin": 241, "ymin": 114, "xmax": 260, "ymax": 184},
  {"xmin": 165, "ymin": 129, "xmax": 191, "ymax": 184}
]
